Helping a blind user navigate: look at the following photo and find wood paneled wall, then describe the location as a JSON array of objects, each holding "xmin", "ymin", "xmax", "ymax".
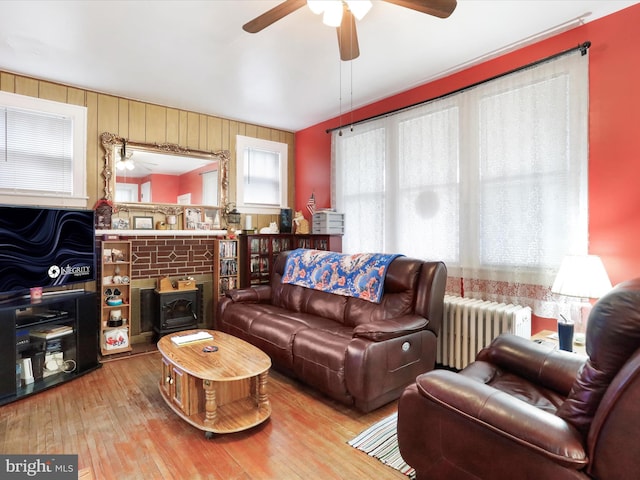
[{"xmin": 0, "ymin": 70, "xmax": 295, "ymax": 220}]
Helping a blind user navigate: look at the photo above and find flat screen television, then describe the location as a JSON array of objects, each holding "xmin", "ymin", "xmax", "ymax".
[{"xmin": 0, "ymin": 205, "xmax": 96, "ymax": 298}]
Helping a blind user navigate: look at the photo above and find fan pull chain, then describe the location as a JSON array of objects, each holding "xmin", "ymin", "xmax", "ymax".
[
  {"xmin": 338, "ymin": 56, "xmax": 343, "ymax": 136},
  {"xmin": 350, "ymin": 57, "xmax": 354, "ymax": 132}
]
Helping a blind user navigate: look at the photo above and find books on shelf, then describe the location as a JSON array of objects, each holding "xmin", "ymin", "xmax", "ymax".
[
  {"xmin": 219, "ymin": 276, "xmax": 237, "ymax": 294},
  {"xmin": 220, "ymin": 258, "xmax": 238, "ymax": 276},
  {"xmin": 29, "ymin": 324, "xmax": 73, "ymax": 339},
  {"xmin": 219, "ymin": 240, "xmax": 237, "ymax": 258}
]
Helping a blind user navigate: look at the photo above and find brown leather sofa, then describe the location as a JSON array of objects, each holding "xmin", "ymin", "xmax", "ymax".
[
  {"xmin": 217, "ymin": 250, "xmax": 447, "ymax": 412},
  {"xmin": 397, "ymin": 278, "xmax": 640, "ymax": 480}
]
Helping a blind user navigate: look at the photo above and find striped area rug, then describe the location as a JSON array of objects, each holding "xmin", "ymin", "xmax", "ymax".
[{"xmin": 348, "ymin": 412, "xmax": 416, "ymax": 479}]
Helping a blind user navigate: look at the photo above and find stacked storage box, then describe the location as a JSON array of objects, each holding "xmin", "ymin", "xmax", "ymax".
[{"xmin": 312, "ymin": 211, "xmax": 345, "ymax": 235}]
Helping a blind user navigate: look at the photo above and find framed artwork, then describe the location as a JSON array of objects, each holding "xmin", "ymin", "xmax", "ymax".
[
  {"xmin": 133, "ymin": 216, "xmax": 154, "ymax": 230},
  {"xmin": 184, "ymin": 207, "xmax": 202, "ymax": 230},
  {"xmin": 203, "ymin": 208, "xmax": 221, "ymax": 229},
  {"xmin": 112, "ymin": 217, "xmax": 130, "ymax": 230}
]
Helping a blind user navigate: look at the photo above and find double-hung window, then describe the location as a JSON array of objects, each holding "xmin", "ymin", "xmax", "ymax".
[
  {"xmin": 0, "ymin": 91, "xmax": 87, "ymax": 207},
  {"xmin": 236, "ymin": 135, "xmax": 288, "ymax": 213}
]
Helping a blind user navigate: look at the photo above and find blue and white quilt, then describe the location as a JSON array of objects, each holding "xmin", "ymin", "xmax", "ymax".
[{"xmin": 281, "ymin": 249, "xmax": 402, "ymax": 303}]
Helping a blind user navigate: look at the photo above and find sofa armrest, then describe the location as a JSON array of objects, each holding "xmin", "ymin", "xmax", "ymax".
[
  {"xmin": 415, "ymin": 369, "xmax": 587, "ymax": 468},
  {"xmin": 476, "ymin": 333, "xmax": 587, "ymax": 395},
  {"xmin": 225, "ymin": 285, "xmax": 272, "ymax": 303},
  {"xmin": 353, "ymin": 314, "xmax": 428, "ymax": 341}
]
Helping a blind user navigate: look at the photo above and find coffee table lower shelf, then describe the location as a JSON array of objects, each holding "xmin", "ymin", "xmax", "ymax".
[{"xmin": 159, "ymin": 384, "xmax": 271, "ymax": 436}]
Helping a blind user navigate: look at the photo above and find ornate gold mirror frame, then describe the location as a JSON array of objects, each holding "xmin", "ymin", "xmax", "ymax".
[{"xmin": 100, "ymin": 132, "xmax": 229, "ymax": 216}]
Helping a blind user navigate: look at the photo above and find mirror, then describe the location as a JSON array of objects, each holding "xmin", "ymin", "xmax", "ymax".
[{"xmin": 100, "ymin": 132, "xmax": 229, "ymax": 213}]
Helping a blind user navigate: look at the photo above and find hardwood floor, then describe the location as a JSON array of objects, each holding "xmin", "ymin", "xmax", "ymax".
[{"xmin": 0, "ymin": 350, "xmax": 407, "ymax": 480}]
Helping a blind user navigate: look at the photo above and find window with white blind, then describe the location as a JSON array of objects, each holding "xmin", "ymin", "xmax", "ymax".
[
  {"xmin": 0, "ymin": 91, "xmax": 87, "ymax": 207},
  {"xmin": 201, "ymin": 169, "xmax": 218, "ymax": 205},
  {"xmin": 333, "ymin": 50, "xmax": 588, "ymax": 294},
  {"xmin": 236, "ymin": 135, "xmax": 288, "ymax": 213}
]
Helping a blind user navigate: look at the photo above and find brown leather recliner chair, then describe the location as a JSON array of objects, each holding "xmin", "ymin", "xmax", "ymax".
[{"xmin": 397, "ymin": 278, "xmax": 640, "ymax": 480}]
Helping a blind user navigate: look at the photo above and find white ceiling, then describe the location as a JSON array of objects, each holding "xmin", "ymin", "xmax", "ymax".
[{"xmin": 0, "ymin": 1, "xmax": 637, "ymax": 132}]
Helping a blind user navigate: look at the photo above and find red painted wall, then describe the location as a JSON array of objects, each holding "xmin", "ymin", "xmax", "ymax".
[
  {"xmin": 179, "ymin": 162, "xmax": 218, "ymax": 205},
  {"xmin": 295, "ymin": 4, "xmax": 640, "ymax": 296},
  {"xmin": 180, "ymin": 170, "xmax": 202, "ymax": 205},
  {"xmin": 147, "ymin": 174, "xmax": 179, "ymax": 204}
]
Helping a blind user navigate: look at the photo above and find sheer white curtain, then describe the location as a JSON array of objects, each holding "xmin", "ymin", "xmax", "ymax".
[
  {"xmin": 333, "ymin": 124, "xmax": 387, "ymax": 252},
  {"xmin": 333, "ymin": 51, "xmax": 589, "ymax": 315}
]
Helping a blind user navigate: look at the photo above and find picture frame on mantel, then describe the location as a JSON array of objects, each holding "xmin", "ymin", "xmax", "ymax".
[
  {"xmin": 184, "ymin": 207, "xmax": 202, "ymax": 230},
  {"xmin": 203, "ymin": 208, "xmax": 221, "ymax": 229},
  {"xmin": 112, "ymin": 217, "xmax": 130, "ymax": 230},
  {"xmin": 133, "ymin": 216, "xmax": 154, "ymax": 230}
]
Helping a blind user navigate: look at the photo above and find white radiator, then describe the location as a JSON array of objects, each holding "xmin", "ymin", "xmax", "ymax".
[{"xmin": 437, "ymin": 295, "xmax": 532, "ymax": 370}]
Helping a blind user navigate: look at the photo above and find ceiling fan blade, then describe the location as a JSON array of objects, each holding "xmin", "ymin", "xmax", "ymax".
[
  {"xmin": 382, "ymin": 0, "xmax": 457, "ymax": 19},
  {"xmin": 337, "ymin": 7, "xmax": 360, "ymax": 61},
  {"xmin": 242, "ymin": 0, "xmax": 307, "ymax": 33}
]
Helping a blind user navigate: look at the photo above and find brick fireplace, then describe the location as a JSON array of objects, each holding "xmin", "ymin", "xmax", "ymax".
[{"xmin": 97, "ymin": 232, "xmax": 224, "ymax": 343}]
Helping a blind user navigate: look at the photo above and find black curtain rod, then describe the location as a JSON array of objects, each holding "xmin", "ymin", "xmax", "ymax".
[{"xmin": 326, "ymin": 41, "xmax": 591, "ymax": 134}]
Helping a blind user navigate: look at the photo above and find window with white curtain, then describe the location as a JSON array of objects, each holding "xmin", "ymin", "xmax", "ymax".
[
  {"xmin": 333, "ymin": 51, "xmax": 588, "ymax": 310},
  {"xmin": 0, "ymin": 91, "xmax": 87, "ymax": 207},
  {"xmin": 236, "ymin": 135, "xmax": 288, "ymax": 213}
]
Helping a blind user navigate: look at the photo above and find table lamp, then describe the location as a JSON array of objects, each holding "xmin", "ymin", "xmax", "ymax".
[{"xmin": 551, "ymin": 255, "xmax": 612, "ymax": 339}]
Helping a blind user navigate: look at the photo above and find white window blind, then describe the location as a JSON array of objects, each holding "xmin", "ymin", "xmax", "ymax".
[
  {"xmin": 333, "ymin": 51, "xmax": 588, "ymax": 313},
  {"xmin": 0, "ymin": 108, "xmax": 73, "ymax": 194},
  {"xmin": 243, "ymin": 147, "xmax": 280, "ymax": 206},
  {"xmin": 202, "ymin": 169, "xmax": 218, "ymax": 205}
]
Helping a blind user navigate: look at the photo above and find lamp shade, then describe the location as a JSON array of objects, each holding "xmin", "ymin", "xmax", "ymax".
[{"xmin": 551, "ymin": 255, "xmax": 612, "ymax": 299}]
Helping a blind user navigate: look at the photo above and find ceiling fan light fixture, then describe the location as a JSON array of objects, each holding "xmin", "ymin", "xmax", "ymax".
[
  {"xmin": 307, "ymin": 0, "xmax": 326, "ymax": 15},
  {"xmin": 116, "ymin": 159, "xmax": 135, "ymax": 171},
  {"xmin": 322, "ymin": 1, "xmax": 344, "ymax": 27},
  {"xmin": 345, "ymin": 0, "xmax": 372, "ymax": 20},
  {"xmin": 244, "ymin": 0, "xmax": 457, "ymax": 61}
]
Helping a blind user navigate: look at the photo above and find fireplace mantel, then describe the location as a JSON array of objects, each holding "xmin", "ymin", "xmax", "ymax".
[{"xmin": 95, "ymin": 229, "xmax": 227, "ymax": 237}]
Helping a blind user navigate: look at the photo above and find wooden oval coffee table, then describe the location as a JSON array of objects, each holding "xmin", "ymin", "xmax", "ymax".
[{"xmin": 157, "ymin": 329, "xmax": 271, "ymax": 437}]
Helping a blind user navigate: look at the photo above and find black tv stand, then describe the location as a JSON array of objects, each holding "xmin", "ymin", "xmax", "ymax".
[{"xmin": 0, "ymin": 291, "xmax": 100, "ymax": 406}]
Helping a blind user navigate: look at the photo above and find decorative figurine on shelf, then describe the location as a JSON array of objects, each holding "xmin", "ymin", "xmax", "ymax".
[
  {"xmin": 259, "ymin": 222, "xmax": 279, "ymax": 234},
  {"xmin": 293, "ymin": 210, "xmax": 310, "ymax": 234}
]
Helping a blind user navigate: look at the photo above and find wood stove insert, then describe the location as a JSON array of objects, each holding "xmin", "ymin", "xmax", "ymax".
[{"xmin": 154, "ymin": 289, "xmax": 198, "ymax": 339}]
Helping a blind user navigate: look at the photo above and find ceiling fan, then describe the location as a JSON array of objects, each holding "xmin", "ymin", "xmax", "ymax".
[{"xmin": 242, "ymin": 0, "xmax": 457, "ymax": 61}]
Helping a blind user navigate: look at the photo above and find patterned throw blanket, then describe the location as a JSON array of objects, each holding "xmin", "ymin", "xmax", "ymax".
[{"xmin": 281, "ymin": 249, "xmax": 402, "ymax": 304}]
